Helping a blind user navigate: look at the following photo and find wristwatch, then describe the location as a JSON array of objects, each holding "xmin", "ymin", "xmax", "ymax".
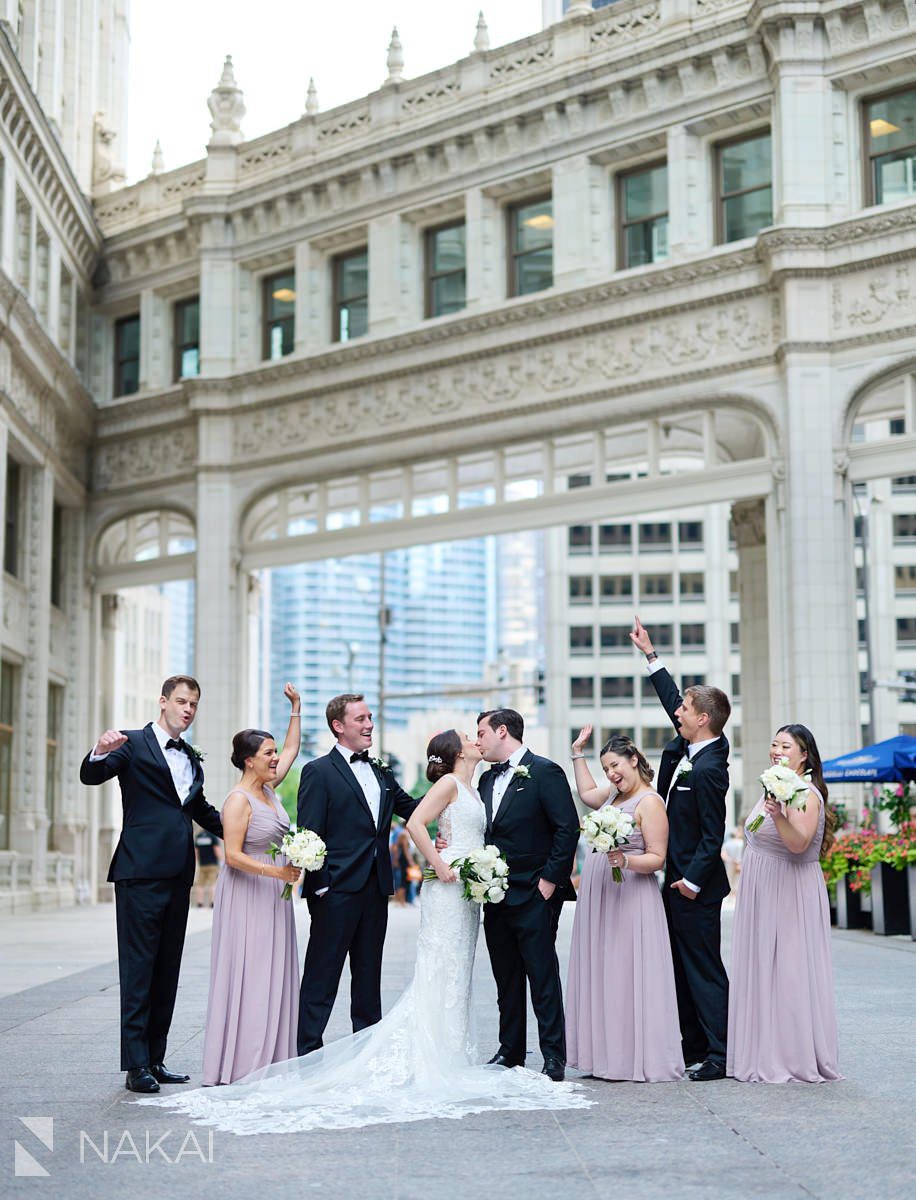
[{"xmin": 646, "ymin": 651, "xmax": 658, "ymax": 663}]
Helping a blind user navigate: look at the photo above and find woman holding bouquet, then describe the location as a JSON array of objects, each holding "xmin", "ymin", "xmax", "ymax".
[
  {"xmin": 198, "ymin": 685, "xmax": 303, "ymax": 1085},
  {"xmin": 727, "ymin": 724, "xmax": 841, "ymax": 1083},
  {"xmin": 566, "ymin": 727, "xmax": 684, "ymax": 1082}
]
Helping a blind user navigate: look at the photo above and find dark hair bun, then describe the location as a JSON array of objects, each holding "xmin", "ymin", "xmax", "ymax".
[
  {"xmin": 231, "ymin": 728, "xmax": 272, "ymax": 771},
  {"xmin": 425, "ymin": 730, "xmax": 462, "ymax": 783}
]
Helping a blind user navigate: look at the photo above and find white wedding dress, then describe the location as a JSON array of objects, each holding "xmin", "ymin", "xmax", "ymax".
[{"xmin": 138, "ymin": 776, "xmax": 592, "ymax": 1134}]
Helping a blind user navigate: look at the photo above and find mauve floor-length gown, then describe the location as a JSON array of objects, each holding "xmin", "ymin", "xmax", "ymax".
[
  {"xmin": 201, "ymin": 787, "xmax": 299, "ymax": 1085},
  {"xmin": 727, "ymin": 787, "xmax": 841, "ymax": 1083},
  {"xmin": 566, "ymin": 792, "xmax": 684, "ymax": 1082}
]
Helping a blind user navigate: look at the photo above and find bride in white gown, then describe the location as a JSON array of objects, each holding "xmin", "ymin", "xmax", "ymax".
[{"xmin": 137, "ymin": 729, "xmax": 591, "ymax": 1134}]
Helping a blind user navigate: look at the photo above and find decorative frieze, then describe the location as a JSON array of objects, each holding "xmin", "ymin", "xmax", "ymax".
[{"xmin": 92, "ymin": 425, "xmax": 198, "ymax": 491}]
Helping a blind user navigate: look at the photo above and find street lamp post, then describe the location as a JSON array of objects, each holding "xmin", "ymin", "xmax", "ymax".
[{"xmin": 376, "ymin": 553, "xmax": 392, "ymax": 755}]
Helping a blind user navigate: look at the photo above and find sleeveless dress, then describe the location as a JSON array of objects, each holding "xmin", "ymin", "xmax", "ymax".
[
  {"xmin": 138, "ymin": 775, "xmax": 592, "ymax": 1132},
  {"xmin": 727, "ymin": 786, "xmax": 842, "ymax": 1083},
  {"xmin": 199, "ymin": 786, "xmax": 299, "ymax": 1084},
  {"xmin": 566, "ymin": 791, "xmax": 684, "ymax": 1082}
]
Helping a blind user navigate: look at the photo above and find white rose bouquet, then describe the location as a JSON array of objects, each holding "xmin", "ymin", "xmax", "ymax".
[
  {"xmin": 267, "ymin": 826, "xmax": 327, "ymax": 900},
  {"xmin": 424, "ymin": 844, "xmax": 509, "ymax": 904},
  {"xmin": 747, "ymin": 756, "xmax": 812, "ymax": 833},
  {"xmin": 581, "ymin": 806, "xmax": 636, "ymax": 882}
]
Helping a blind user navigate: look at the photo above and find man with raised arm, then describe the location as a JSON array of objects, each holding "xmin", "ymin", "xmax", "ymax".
[{"xmin": 629, "ymin": 618, "xmax": 731, "ymax": 1081}]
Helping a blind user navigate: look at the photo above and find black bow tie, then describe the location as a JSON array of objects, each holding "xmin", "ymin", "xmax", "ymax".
[
  {"xmin": 491, "ymin": 760, "xmax": 512, "ymax": 776},
  {"xmin": 165, "ymin": 738, "xmax": 186, "ymax": 753},
  {"xmin": 350, "ymin": 750, "xmax": 371, "ymax": 764}
]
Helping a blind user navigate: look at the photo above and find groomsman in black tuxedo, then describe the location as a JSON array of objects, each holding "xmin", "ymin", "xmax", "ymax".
[
  {"xmin": 473, "ymin": 709, "xmax": 579, "ymax": 1081},
  {"xmin": 296, "ymin": 694, "xmax": 419, "ymax": 1056},
  {"xmin": 630, "ymin": 617, "xmax": 731, "ymax": 1081},
  {"xmin": 80, "ymin": 676, "xmax": 223, "ymax": 1093}
]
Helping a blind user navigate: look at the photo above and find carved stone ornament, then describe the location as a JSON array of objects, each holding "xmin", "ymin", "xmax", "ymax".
[
  {"xmin": 731, "ymin": 498, "xmax": 767, "ymax": 549},
  {"xmin": 91, "ymin": 111, "xmax": 126, "ymax": 194},
  {"xmin": 386, "ymin": 27, "xmax": 405, "ymax": 85},
  {"xmin": 208, "ymin": 56, "xmax": 246, "ymax": 147}
]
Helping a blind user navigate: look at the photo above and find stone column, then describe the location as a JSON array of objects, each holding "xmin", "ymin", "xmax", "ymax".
[
  {"xmin": 732, "ymin": 498, "xmax": 771, "ymax": 798},
  {"xmin": 367, "ymin": 213, "xmax": 402, "ymax": 336},
  {"xmin": 666, "ymin": 124, "xmax": 707, "ymax": 257},
  {"xmin": 11, "ymin": 466, "xmax": 54, "ymax": 878},
  {"xmin": 198, "ymin": 212, "xmax": 237, "ymax": 377},
  {"xmin": 194, "ymin": 413, "xmax": 244, "ymax": 801},
  {"xmin": 864, "ymin": 480, "xmax": 897, "ymax": 740},
  {"xmin": 92, "ymin": 592, "xmax": 122, "ymax": 900},
  {"xmin": 552, "ymin": 155, "xmax": 596, "ymax": 290},
  {"xmin": 465, "ymin": 187, "xmax": 502, "ymax": 310}
]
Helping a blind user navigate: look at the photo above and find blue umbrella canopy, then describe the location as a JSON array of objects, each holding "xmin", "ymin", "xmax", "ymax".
[{"xmin": 822, "ymin": 735, "xmax": 916, "ymax": 783}]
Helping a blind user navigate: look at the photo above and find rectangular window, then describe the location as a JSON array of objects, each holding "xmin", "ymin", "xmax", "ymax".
[
  {"xmin": 570, "ymin": 676, "xmax": 595, "ymax": 705},
  {"xmin": 508, "ymin": 197, "xmax": 553, "ymax": 297},
  {"xmin": 569, "ymin": 575, "xmax": 593, "ymax": 603},
  {"xmin": 681, "ymin": 623, "xmax": 706, "ymax": 649},
  {"xmin": 333, "ymin": 250, "xmax": 368, "ymax": 343},
  {"xmin": 857, "ymin": 618, "xmax": 867, "ymax": 647},
  {"xmin": 601, "ymin": 676, "xmax": 634, "ymax": 703},
  {"xmin": 678, "ymin": 520, "xmax": 704, "ymax": 547},
  {"xmin": 639, "ymin": 522, "xmax": 672, "ymax": 549},
  {"xmin": 640, "ymin": 573, "xmax": 672, "ymax": 599},
  {"xmin": 729, "ymin": 570, "xmax": 739, "ymax": 601},
  {"xmin": 568, "ymin": 525, "xmax": 593, "ymax": 553},
  {"xmin": 865, "ymin": 86, "xmax": 916, "ymax": 205},
  {"xmin": 897, "ymin": 617, "xmax": 916, "ymax": 644},
  {"xmin": 0, "ymin": 661, "xmax": 15, "ymax": 852},
  {"xmin": 895, "ymin": 565, "xmax": 916, "ymax": 592},
  {"xmin": 113, "ymin": 314, "xmax": 140, "ymax": 396},
  {"xmin": 682, "ymin": 673, "xmax": 706, "ymax": 689},
  {"xmin": 4, "ymin": 459, "xmax": 21, "ymax": 577},
  {"xmin": 893, "ymin": 514, "xmax": 916, "ymax": 541},
  {"xmin": 426, "ymin": 222, "xmax": 466, "ymax": 317},
  {"xmin": 892, "ymin": 475, "xmax": 916, "ymax": 492},
  {"xmin": 45, "ymin": 683, "xmax": 62, "ymax": 848},
  {"xmin": 600, "ymin": 624, "xmax": 632, "ymax": 651},
  {"xmin": 263, "ymin": 271, "xmax": 295, "ymax": 359},
  {"xmin": 571, "ymin": 726, "xmax": 594, "ymax": 752},
  {"xmin": 643, "ymin": 726, "xmax": 671, "ymax": 751},
  {"xmin": 569, "ymin": 625, "xmax": 594, "ymax": 654},
  {"xmin": 174, "ymin": 296, "xmax": 200, "ymax": 379},
  {"xmin": 600, "ymin": 574, "xmax": 633, "ymax": 601},
  {"xmin": 680, "ymin": 572, "xmax": 705, "ymax": 598},
  {"xmin": 567, "ymin": 472, "xmax": 592, "ymax": 490},
  {"xmin": 730, "ymin": 621, "xmax": 740, "ymax": 649},
  {"xmin": 50, "ymin": 503, "xmax": 63, "ymax": 609},
  {"xmin": 599, "ymin": 523, "xmax": 632, "ymax": 551},
  {"xmin": 731, "ymin": 673, "xmax": 741, "ymax": 700},
  {"xmin": 717, "ymin": 131, "xmax": 773, "ymax": 243},
  {"xmin": 619, "ymin": 162, "xmax": 669, "ymax": 268}
]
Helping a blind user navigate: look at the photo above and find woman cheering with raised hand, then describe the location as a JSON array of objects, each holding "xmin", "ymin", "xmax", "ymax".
[{"xmin": 566, "ymin": 726, "xmax": 684, "ymax": 1083}]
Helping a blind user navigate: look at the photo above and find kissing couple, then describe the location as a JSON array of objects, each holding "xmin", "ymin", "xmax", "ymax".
[{"xmin": 142, "ymin": 696, "xmax": 593, "ymax": 1133}]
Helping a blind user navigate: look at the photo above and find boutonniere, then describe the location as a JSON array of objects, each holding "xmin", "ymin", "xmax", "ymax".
[
  {"xmin": 512, "ymin": 765, "xmax": 530, "ymax": 780},
  {"xmin": 188, "ymin": 744, "xmax": 205, "ymax": 762},
  {"xmin": 676, "ymin": 761, "xmax": 692, "ymax": 781},
  {"xmin": 371, "ymin": 755, "xmax": 389, "ymax": 771}
]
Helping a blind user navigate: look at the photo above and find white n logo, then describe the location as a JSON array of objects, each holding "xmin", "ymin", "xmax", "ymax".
[{"xmin": 14, "ymin": 1117, "xmax": 54, "ymax": 1177}]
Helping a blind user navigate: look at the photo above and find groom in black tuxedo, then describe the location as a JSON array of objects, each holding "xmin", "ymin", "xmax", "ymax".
[
  {"xmin": 475, "ymin": 709, "xmax": 579, "ymax": 1081},
  {"xmin": 80, "ymin": 676, "xmax": 223, "ymax": 1093},
  {"xmin": 296, "ymin": 693, "xmax": 419, "ymax": 1056},
  {"xmin": 630, "ymin": 617, "xmax": 731, "ymax": 1081}
]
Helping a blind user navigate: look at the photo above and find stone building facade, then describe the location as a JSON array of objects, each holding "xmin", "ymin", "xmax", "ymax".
[{"xmin": 2, "ymin": 0, "xmax": 916, "ymax": 908}]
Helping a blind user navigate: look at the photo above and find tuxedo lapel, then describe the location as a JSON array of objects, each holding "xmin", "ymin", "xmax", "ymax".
[
  {"xmin": 492, "ymin": 750, "xmax": 533, "ymax": 829},
  {"xmin": 480, "ymin": 770, "xmax": 495, "ymax": 831},
  {"xmin": 329, "ymin": 751, "xmax": 375, "ymax": 825},
  {"xmin": 372, "ymin": 764, "xmax": 388, "ymax": 831},
  {"xmin": 143, "ymin": 724, "xmax": 181, "ymax": 805},
  {"xmin": 183, "ymin": 752, "xmax": 204, "ymax": 808}
]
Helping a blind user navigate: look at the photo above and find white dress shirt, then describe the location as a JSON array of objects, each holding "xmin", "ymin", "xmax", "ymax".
[
  {"xmin": 336, "ymin": 743, "xmax": 381, "ymax": 827},
  {"xmin": 89, "ymin": 721, "xmax": 194, "ymax": 803},
  {"xmin": 491, "ymin": 746, "xmax": 528, "ymax": 819}
]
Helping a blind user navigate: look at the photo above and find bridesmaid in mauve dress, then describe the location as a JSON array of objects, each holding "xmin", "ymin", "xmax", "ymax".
[
  {"xmin": 201, "ymin": 685, "xmax": 304, "ymax": 1085},
  {"xmin": 727, "ymin": 723, "xmax": 842, "ymax": 1084},
  {"xmin": 566, "ymin": 727, "xmax": 684, "ymax": 1082}
]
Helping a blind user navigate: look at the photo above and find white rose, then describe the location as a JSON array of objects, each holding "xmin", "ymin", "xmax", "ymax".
[
  {"xmin": 487, "ymin": 884, "xmax": 505, "ymax": 903},
  {"xmin": 477, "ymin": 866, "xmax": 494, "ymax": 883},
  {"xmin": 493, "ymin": 859, "xmax": 509, "ymax": 877},
  {"xmin": 594, "ymin": 833, "xmax": 613, "ymax": 853},
  {"xmin": 470, "ymin": 881, "xmax": 488, "ymax": 903}
]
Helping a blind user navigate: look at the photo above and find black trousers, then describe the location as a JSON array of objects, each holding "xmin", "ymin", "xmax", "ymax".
[
  {"xmin": 114, "ymin": 876, "xmax": 190, "ymax": 1071},
  {"xmin": 663, "ymin": 888, "xmax": 729, "ymax": 1068},
  {"xmin": 483, "ymin": 891, "xmax": 566, "ymax": 1066},
  {"xmin": 297, "ymin": 878, "xmax": 388, "ymax": 1056}
]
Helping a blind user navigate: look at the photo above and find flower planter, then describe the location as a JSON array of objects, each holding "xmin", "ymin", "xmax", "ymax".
[
  {"xmin": 869, "ymin": 862, "xmax": 911, "ymax": 936},
  {"xmin": 908, "ymin": 865, "xmax": 916, "ymax": 942},
  {"xmin": 834, "ymin": 874, "xmax": 870, "ymax": 930}
]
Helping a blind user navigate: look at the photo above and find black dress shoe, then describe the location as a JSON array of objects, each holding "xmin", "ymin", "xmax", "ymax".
[
  {"xmin": 487, "ymin": 1052, "xmax": 525, "ymax": 1068},
  {"xmin": 150, "ymin": 1063, "xmax": 190, "ymax": 1084},
  {"xmin": 688, "ymin": 1061, "xmax": 726, "ymax": 1081},
  {"xmin": 541, "ymin": 1058, "xmax": 566, "ymax": 1082},
  {"xmin": 125, "ymin": 1067, "xmax": 160, "ymax": 1093}
]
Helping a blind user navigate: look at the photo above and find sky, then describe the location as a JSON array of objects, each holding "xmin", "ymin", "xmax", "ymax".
[{"xmin": 126, "ymin": 1, "xmax": 544, "ymax": 183}]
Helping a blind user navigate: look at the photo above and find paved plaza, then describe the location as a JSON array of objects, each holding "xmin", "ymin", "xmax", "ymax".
[{"xmin": 0, "ymin": 899, "xmax": 912, "ymax": 1200}]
